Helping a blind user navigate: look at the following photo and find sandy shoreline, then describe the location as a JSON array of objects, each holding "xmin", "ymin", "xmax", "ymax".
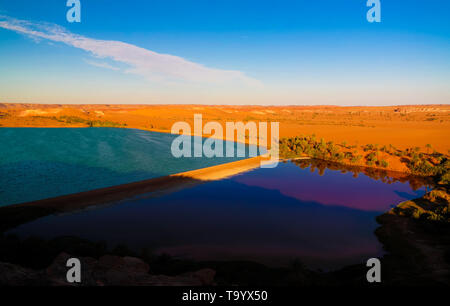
[
  {"xmin": 4, "ymin": 156, "xmax": 265, "ymax": 213},
  {"xmin": 0, "ymin": 124, "xmax": 275, "ymax": 231},
  {"xmin": 0, "ymin": 125, "xmax": 272, "ymax": 208},
  {"xmin": 0, "ymin": 155, "xmax": 269, "ymax": 232}
]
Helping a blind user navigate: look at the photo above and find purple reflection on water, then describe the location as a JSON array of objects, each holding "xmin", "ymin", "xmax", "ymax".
[{"xmin": 232, "ymin": 160, "xmax": 427, "ymax": 212}]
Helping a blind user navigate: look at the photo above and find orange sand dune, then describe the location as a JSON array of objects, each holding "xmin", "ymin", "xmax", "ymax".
[{"xmin": 1, "ymin": 103, "xmax": 448, "ymax": 154}]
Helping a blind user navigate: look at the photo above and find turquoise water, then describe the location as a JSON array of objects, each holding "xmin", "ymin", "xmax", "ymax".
[{"xmin": 0, "ymin": 128, "xmax": 255, "ymax": 206}]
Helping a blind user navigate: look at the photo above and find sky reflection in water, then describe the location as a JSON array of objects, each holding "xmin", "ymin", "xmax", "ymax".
[{"xmin": 7, "ymin": 160, "xmax": 428, "ymax": 270}]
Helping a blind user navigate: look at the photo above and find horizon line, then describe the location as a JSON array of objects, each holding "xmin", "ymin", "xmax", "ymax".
[{"xmin": 1, "ymin": 102, "xmax": 449, "ymax": 108}]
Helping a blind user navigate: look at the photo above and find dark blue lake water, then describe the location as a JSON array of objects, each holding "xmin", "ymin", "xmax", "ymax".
[{"xmin": 2, "ymin": 134, "xmax": 429, "ymax": 269}]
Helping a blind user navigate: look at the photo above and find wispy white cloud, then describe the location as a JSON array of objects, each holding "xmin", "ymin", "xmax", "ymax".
[
  {"xmin": 83, "ymin": 58, "xmax": 120, "ymax": 71},
  {"xmin": 0, "ymin": 15, "xmax": 261, "ymax": 86}
]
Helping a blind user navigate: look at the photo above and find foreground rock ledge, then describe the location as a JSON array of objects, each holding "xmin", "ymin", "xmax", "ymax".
[
  {"xmin": 374, "ymin": 186, "xmax": 450, "ymax": 285},
  {"xmin": 0, "ymin": 252, "xmax": 216, "ymax": 286}
]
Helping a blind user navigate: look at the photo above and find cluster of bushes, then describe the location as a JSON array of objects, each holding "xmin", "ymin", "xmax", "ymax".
[
  {"xmin": 384, "ymin": 144, "xmax": 437, "ymax": 159},
  {"xmin": 408, "ymin": 152, "xmax": 450, "ymax": 180},
  {"xmin": 371, "ymin": 144, "xmax": 435, "ymax": 159},
  {"xmin": 52, "ymin": 116, "xmax": 127, "ymax": 128},
  {"xmin": 58, "ymin": 116, "xmax": 88, "ymax": 124},
  {"xmin": 280, "ymin": 135, "xmax": 450, "ymax": 176},
  {"xmin": 280, "ymin": 135, "xmax": 391, "ymax": 168},
  {"xmin": 365, "ymin": 151, "xmax": 388, "ymax": 168},
  {"xmin": 279, "ymin": 135, "xmax": 362, "ymax": 164},
  {"xmin": 26, "ymin": 115, "xmax": 130, "ymax": 129},
  {"xmin": 362, "ymin": 144, "xmax": 379, "ymax": 152},
  {"xmin": 88, "ymin": 120, "xmax": 127, "ymax": 128}
]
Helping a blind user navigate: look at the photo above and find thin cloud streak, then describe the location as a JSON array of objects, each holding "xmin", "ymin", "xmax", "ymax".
[
  {"xmin": 83, "ymin": 58, "xmax": 120, "ymax": 71},
  {"xmin": 0, "ymin": 15, "xmax": 261, "ymax": 87}
]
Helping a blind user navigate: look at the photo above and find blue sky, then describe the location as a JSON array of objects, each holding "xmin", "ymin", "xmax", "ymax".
[{"xmin": 0, "ymin": 0, "xmax": 449, "ymax": 105}]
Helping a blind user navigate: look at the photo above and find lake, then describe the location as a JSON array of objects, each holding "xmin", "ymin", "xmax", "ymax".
[
  {"xmin": 0, "ymin": 128, "xmax": 429, "ymax": 270},
  {"xmin": 0, "ymin": 128, "xmax": 255, "ymax": 206}
]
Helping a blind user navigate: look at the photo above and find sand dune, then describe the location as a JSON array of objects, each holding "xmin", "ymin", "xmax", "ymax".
[{"xmin": 1, "ymin": 103, "xmax": 448, "ymax": 152}]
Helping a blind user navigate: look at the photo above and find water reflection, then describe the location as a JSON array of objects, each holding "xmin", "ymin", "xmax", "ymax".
[
  {"xmin": 293, "ymin": 159, "xmax": 433, "ymax": 191},
  {"xmin": 232, "ymin": 159, "xmax": 430, "ymax": 212},
  {"xmin": 4, "ymin": 160, "xmax": 429, "ymax": 270}
]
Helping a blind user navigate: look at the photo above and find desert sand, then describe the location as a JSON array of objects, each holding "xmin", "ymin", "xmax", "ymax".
[
  {"xmin": 1, "ymin": 103, "xmax": 448, "ymax": 150},
  {"xmin": 1, "ymin": 103, "xmax": 449, "ymax": 173}
]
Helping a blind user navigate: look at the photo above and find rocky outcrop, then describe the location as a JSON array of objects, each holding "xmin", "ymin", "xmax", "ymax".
[
  {"xmin": 0, "ymin": 252, "xmax": 216, "ymax": 286},
  {"xmin": 0, "ymin": 262, "xmax": 48, "ymax": 286},
  {"xmin": 375, "ymin": 186, "xmax": 450, "ymax": 285},
  {"xmin": 390, "ymin": 187, "xmax": 450, "ymax": 222}
]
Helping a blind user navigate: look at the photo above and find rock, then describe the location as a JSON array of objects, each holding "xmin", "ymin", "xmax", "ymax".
[
  {"xmin": 0, "ymin": 253, "xmax": 216, "ymax": 286},
  {"xmin": 144, "ymin": 274, "xmax": 203, "ymax": 286},
  {"xmin": 98, "ymin": 254, "xmax": 125, "ymax": 269},
  {"xmin": 0, "ymin": 262, "xmax": 45, "ymax": 286},
  {"xmin": 185, "ymin": 269, "xmax": 216, "ymax": 286},
  {"xmin": 122, "ymin": 256, "xmax": 150, "ymax": 273},
  {"xmin": 93, "ymin": 255, "xmax": 151, "ymax": 285},
  {"xmin": 46, "ymin": 252, "xmax": 71, "ymax": 277},
  {"xmin": 45, "ymin": 252, "xmax": 73, "ymax": 286}
]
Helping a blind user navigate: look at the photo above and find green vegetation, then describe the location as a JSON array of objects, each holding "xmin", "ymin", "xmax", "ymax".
[
  {"xmin": 279, "ymin": 135, "xmax": 353, "ymax": 163},
  {"xmin": 407, "ymin": 152, "xmax": 450, "ymax": 180},
  {"xmin": 379, "ymin": 159, "xmax": 389, "ymax": 168},
  {"xmin": 280, "ymin": 135, "xmax": 377, "ymax": 167},
  {"xmin": 53, "ymin": 115, "xmax": 127, "ymax": 128},
  {"xmin": 58, "ymin": 116, "xmax": 87, "ymax": 124},
  {"xmin": 365, "ymin": 152, "xmax": 377, "ymax": 166},
  {"xmin": 350, "ymin": 155, "xmax": 362, "ymax": 164},
  {"xmin": 88, "ymin": 120, "xmax": 127, "ymax": 128},
  {"xmin": 280, "ymin": 134, "xmax": 450, "ymax": 181}
]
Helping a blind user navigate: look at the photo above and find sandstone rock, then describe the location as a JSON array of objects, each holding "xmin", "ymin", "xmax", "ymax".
[
  {"xmin": 98, "ymin": 254, "xmax": 125, "ymax": 269},
  {"xmin": 0, "ymin": 262, "xmax": 45, "ymax": 286},
  {"xmin": 184, "ymin": 269, "xmax": 216, "ymax": 286},
  {"xmin": 122, "ymin": 256, "xmax": 150, "ymax": 273},
  {"xmin": 0, "ymin": 253, "xmax": 216, "ymax": 286}
]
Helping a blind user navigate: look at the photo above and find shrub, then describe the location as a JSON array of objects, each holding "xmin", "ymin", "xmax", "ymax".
[
  {"xmin": 350, "ymin": 155, "xmax": 362, "ymax": 164},
  {"xmin": 379, "ymin": 160, "xmax": 389, "ymax": 168},
  {"xmin": 408, "ymin": 160, "xmax": 436, "ymax": 176},
  {"xmin": 439, "ymin": 172, "xmax": 450, "ymax": 184},
  {"xmin": 366, "ymin": 152, "xmax": 377, "ymax": 162}
]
